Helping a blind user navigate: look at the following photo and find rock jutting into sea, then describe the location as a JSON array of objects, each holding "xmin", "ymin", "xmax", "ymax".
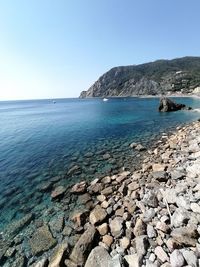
[
  {"xmin": 158, "ymin": 97, "xmax": 192, "ymax": 112},
  {"xmin": 2, "ymin": 120, "xmax": 200, "ymax": 266}
]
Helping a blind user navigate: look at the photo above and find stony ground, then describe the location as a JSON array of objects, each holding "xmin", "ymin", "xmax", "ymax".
[{"xmin": 2, "ymin": 120, "xmax": 200, "ymax": 266}]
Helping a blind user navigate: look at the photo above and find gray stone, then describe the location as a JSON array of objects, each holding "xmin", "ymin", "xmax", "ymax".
[
  {"xmin": 170, "ymin": 250, "xmax": 185, "ymax": 267},
  {"xmin": 29, "ymin": 225, "xmax": 57, "ymax": 255},
  {"xmin": 135, "ymin": 235, "xmax": 149, "ymax": 259},
  {"xmin": 170, "ymin": 170, "xmax": 185, "ymax": 180},
  {"xmin": 182, "ymin": 249, "xmax": 198, "ymax": 267},
  {"xmin": 4, "ymin": 213, "xmax": 33, "ymax": 239},
  {"xmin": 110, "ymin": 217, "xmax": 124, "ymax": 237},
  {"xmin": 147, "ymin": 224, "xmax": 156, "ymax": 238},
  {"xmin": 85, "ymin": 246, "xmax": 111, "ymax": 267},
  {"xmin": 152, "ymin": 171, "xmax": 168, "ymax": 182},
  {"xmin": 171, "ymin": 208, "xmax": 190, "ymax": 227},
  {"xmin": 143, "ymin": 191, "xmax": 158, "ymax": 208},
  {"xmin": 142, "ymin": 208, "xmax": 156, "ymax": 223},
  {"xmin": 191, "ymin": 203, "xmax": 200, "ymax": 213}
]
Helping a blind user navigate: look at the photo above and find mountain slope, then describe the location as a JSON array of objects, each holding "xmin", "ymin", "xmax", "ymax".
[{"xmin": 79, "ymin": 57, "xmax": 200, "ymax": 98}]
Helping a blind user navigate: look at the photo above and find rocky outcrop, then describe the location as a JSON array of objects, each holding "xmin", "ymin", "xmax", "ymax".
[
  {"xmin": 158, "ymin": 97, "xmax": 192, "ymax": 112},
  {"xmin": 80, "ymin": 57, "xmax": 200, "ymax": 97}
]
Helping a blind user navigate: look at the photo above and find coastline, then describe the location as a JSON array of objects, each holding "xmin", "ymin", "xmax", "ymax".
[{"xmin": 2, "ymin": 118, "xmax": 200, "ymax": 266}]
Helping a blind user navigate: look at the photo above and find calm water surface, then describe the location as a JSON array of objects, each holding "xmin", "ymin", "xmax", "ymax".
[{"xmin": 0, "ymin": 97, "xmax": 200, "ymax": 231}]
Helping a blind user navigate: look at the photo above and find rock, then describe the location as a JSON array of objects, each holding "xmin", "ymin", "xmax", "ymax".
[
  {"xmin": 120, "ymin": 237, "xmax": 130, "ymax": 250},
  {"xmin": 176, "ymin": 196, "xmax": 190, "ymax": 210},
  {"xmin": 88, "ymin": 183, "xmax": 103, "ymax": 194},
  {"xmin": 70, "ymin": 225, "xmax": 97, "ymax": 265},
  {"xmin": 97, "ymin": 223, "xmax": 108, "ymax": 235},
  {"xmin": 85, "ymin": 246, "xmax": 111, "ymax": 267},
  {"xmin": 134, "ymin": 218, "xmax": 146, "ymax": 236},
  {"xmin": 154, "ymin": 246, "xmax": 169, "ymax": 263},
  {"xmin": 29, "ymin": 225, "xmax": 57, "ymax": 255},
  {"xmin": 135, "ymin": 144, "xmax": 146, "ymax": 151},
  {"xmin": 143, "ymin": 191, "xmax": 158, "ymax": 207},
  {"xmin": 64, "ymin": 259, "xmax": 78, "ymax": 267},
  {"xmin": 71, "ymin": 210, "xmax": 89, "ymax": 227},
  {"xmin": 67, "ymin": 165, "xmax": 81, "ymax": 175},
  {"xmin": 89, "ymin": 205, "xmax": 107, "ymax": 225},
  {"xmin": 110, "ymin": 217, "xmax": 124, "ymax": 237},
  {"xmin": 78, "ymin": 193, "xmax": 91, "ymax": 204},
  {"xmin": 170, "ymin": 170, "xmax": 185, "ymax": 180},
  {"xmin": 156, "ymin": 222, "xmax": 169, "ymax": 233},
  {"xmin": 130, "ymin": 142, "xmax": 138, "ymax": 148},
  {"xmin": 171, "ymin": 208, "xmax": 190, "ymax": 227},
  {"xmin": 170, "ymin": 250, "xmax": 185, "ymax": 267},
  {"xmin": 128, "ymin": 182, "xmax": 140, "ymax": 191},
  {"xmin": 152, "ymin": 171, "xmax": 168, "ymax": 182},
  {"xmin": 142, "ymin": 208, "xmax": 156, "ymax": 223},
  {"xmin": 101, "ymin": 176, "xmax": 111, "ymax": 184},
  {"xmin": 102, "ymin": 235, "xmax": 113, "ymax": 247},
  {"xmin": 49, "ymin": 215, "xmax": 64, "ymax": 234},
  {"xmin": 101, "ymin": 186, "xmax": 113, "ymax": 196},
  {"xmin": 152, "ymin": 164, "xmax": 166, "ymax": 172},
  {"xmin": 171, "ymin": 226, "xmax": 198, "ymax": 247},
  {"xmin": 4, "ymin": 213, "xmax": 33, "ymax": 239},
  {"xmin": 71, "ymin": 181, "xmax": 86, "ymax": 194},
  {"xmin": 147, "ymin": 224, "xmax": 157, "ymax": 238},
  {"xmin": 124, "ymin": 254, "xmax": 140, "ymax": 267},
  {"xmin": 186, "ymin": 163, "xmax": 200, "ymax": 177},
  {"xmin": 158, "ymin": 97, "xmax": 191, "ymax": 112},
  {"xmin": 12, "ymin": 256, "xmax": 26, "ymax": 267},
  {"xmin": 30, "ymin": 258, "xmax": 49, "ymax": 267},
  {"xmin": 109, "ymin": 254, "xmax": 122, "ymax": 267},
  {"xmin": 48, "ymin": 243, "xmax": 69, "ymax": 267},
  {"xmin": 51, "ymin": 186, "xmax": 66, "ymax": 200},
  {"xmin": 181, "ymin": 249, "xmax": 198, "ymax": 267},
  {"xmin": 191, "ymin": 203, "xmax": 200, "ymax": 213},
  {"xmin": 135, "ymin": 235, "xmax": 149, "ymax": 259},
  {"xmin": 163, "ymin": 188, "xmax": 177, "ymax": 204},
  {"xmin": 101, "ymin": 200, "xmax": 109, "ymax": 209}
]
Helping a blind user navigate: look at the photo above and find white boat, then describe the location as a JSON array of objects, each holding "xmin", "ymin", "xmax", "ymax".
[{"xmin": 103, "ymin": 98, "xmax": 108, "ymax": 102}]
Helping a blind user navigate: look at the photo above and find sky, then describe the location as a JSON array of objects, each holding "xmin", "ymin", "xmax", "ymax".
[{"xmin": 0, "ymin": 0, "xmax": 200, "ymax": 100}]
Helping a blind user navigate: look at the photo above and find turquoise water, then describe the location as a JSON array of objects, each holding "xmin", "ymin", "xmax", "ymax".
[{"xmin": 0, "ymin": 97, "xmax": 200, "ymax": 231}]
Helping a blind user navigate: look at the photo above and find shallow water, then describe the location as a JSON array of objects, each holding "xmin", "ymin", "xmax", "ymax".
[{"xmin": 0, "ymin": 97, "xmax": 200, "ymax": 231}]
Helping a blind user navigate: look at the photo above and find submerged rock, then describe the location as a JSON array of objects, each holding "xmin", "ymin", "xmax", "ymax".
[{"xmin": 29, "ymin": 225, "xmax": 57, "ymax": 255}]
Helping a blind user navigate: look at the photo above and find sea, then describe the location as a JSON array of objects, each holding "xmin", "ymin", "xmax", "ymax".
[{"xmin": 0, "ymin": 97, "xmax": 200, "ymax": 232}]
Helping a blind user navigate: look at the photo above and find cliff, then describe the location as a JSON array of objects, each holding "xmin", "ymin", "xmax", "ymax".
[{"xmin": 79, "ymin": 57, "xmax": 200, "ymax": 98}]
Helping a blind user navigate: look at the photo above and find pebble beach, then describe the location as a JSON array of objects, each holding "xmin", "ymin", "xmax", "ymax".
[{"xmin": 1, "ymin": 118, "xmax": 200, "ymax": 266}]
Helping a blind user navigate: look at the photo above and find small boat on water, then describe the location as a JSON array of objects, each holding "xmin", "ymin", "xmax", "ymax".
[
  {"xmin": 103, "ymin": 98, "xmax": 108, "ymax": 102},
  {"xmin": 52, "ymin": 100, "xmax": 56, "ymax": 104}
]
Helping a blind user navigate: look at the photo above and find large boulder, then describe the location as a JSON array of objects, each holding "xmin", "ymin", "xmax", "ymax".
[
  {"xmin": 70, "ymin": 225, "xmax": 97, "ymax": 265},
  {"xmin": 85, "ymin": 246, "xmax": 111, "ymax": 267},
  {"xmin": 158, "ymin": 97, "xmax": 192, "ymax": 112}
]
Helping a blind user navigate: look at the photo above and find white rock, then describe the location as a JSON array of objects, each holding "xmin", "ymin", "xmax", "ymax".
[
  {"xmin": 170, "ymin": 250, "xmax": 185, "ymax": 267},
  {"xmin": 191, "ymin": 203, "xmax": 200, "ymax": 213},
  {"xmin": 124, "ymin": 254, "xmax": 140, "ymax": 267},
  {"xmin": 182, "ymin": 249, "xmax": 198, "ymax": 267}
]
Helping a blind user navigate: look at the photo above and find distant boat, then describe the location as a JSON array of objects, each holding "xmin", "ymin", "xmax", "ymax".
[
  {"xmin": 103, "ymin": 98, "xmax": 108, "ymax": 102},
  {"xmin": 52, "ymin": 100, "xmax": 56, "ymax": 104}
]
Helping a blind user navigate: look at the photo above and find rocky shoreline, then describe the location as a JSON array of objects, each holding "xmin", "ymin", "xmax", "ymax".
[{"xmin": 2, "ymin": 119, "xmax": 200, "ymax": 266}]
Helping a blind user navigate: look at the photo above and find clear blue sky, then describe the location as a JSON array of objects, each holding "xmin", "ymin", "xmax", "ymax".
[{"xmin": 0, "ymin": 0, "xmax": 200, "ymax": 100}]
